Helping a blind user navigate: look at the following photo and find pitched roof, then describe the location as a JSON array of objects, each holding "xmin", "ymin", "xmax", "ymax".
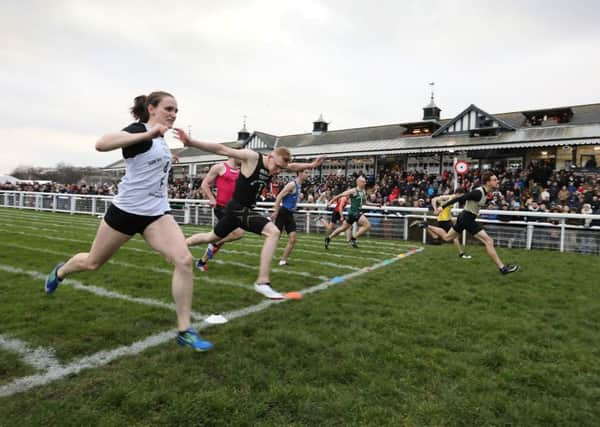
[
  {"xmin": 103, "ymin": 102, "xmax": 600, "ymax": 169},
  {"xmin": 432, "ymin": 104, "xmax": 516, "ymax": 137}
]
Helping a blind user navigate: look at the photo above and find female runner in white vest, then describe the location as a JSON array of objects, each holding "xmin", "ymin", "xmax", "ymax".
[{"xmin": 43, "ymin": 91, "xmax": 212, "ymax": 351}]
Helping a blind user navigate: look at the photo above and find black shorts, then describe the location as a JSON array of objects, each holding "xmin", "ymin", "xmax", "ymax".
[
  {"xmin": 275, "ymin": 207, "xmax": 297, "ymax": 234},
  {"xmin": 452, "ymin": 211, "xmax": 483, "ymax": 235},
  {"xmin": 331, "ymin": 210, "xmax": 343, "ymax": 225},
  {"xmin": 346, "ymin": 212, "xmax": 362, "ymax": 225},
  {"xmin": 437, "ymin": 220, "xmax": 453, "ymax": 232},
  {"xmin": 213, "ymin": 201, "xmax": 270, "ymax": 238},
  {"xmin": 104, "ymin": 203, "xmax": 165, "ymax": 236},
  {"xmin": 214, "ymin": 205, "xmax": 226, "ymax": 220}
]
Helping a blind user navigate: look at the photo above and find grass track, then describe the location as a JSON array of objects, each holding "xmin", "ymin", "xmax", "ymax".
[{"xmin": 0, "ymin": 208, "xmax": 599, "ymax": 426}]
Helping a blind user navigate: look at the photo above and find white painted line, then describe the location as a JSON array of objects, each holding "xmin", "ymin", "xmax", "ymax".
[
  {"xmin": 0, "ymin": 335, "xmax": 62, "ymax": 371},
  {"xmin": 196, "ymin": 248, "xmax": 360, "ymax": 271},
  {"xmin": 0, "ymin": 246, "xmax": 424, "ymax": 398},
  {"xmin": 1, "ymin": 224, "xmax": 366, "ymax": 274},
  {"xmin": 206, "ymin": 239, "xmax": 383, "ymax": 263},
  {"xmin": 1, "ymin": 212, "xmax": 412, "ymax": 259},
  {"xmin": 0, "ymin": 213, "xmax": 98, "ymax": 230},
  {"xmin": 210, "ymin": 259, "xmax": 329, "ymax": 281},
  {"xmin": 0, "ymin": 264, "xmax": 206, "ymax": 320},
  {"xmin": 0, "ymin": 238, "xmax": 252, "ymax": 291},
  {"xmin": 0, "ymin": 329, "xmax": 177, "ymax": 398},
  {"xmin": 1, "ymin": 210, "xmax": 414, "ymax": 250},
  {"xmin": 1, "ymin": 216, "xmax": 372, "ymax": 259}
]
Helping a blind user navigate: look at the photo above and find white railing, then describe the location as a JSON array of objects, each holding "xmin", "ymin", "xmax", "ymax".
[{"xmin": 1, "ymin": 191, "xmax": 599, "ymax": 255}]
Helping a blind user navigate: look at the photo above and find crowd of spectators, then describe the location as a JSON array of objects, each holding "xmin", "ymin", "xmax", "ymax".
[
  {"xmin": 0, "ymin": 181, "xmax": 117, "ymax": 195},
  {"xmin": 284, "ymin": 161, "xmax": 600, "ymax": 221},
  {"xmin": 3, "ymin": 161, "xmax": 600, "ymax": 223}
]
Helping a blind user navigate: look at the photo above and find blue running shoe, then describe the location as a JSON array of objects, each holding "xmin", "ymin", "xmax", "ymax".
[
  {"xmin": 195, "ymin": 259, "xmax": 208, "ymax": 272},
  {"xmin": 176, "ymin": 327, "xmax": 213, "ymax": 351},
  {"xmin": 205, "ymin": 243, "xmax": 220, "ymax": 260},
  {"xmin": 45, "ymin": 262, "xmax": 65, "ymax": 294},
  {"xmin": 500, "ymin": 264, "xmax": 520, "ymax": 275}
]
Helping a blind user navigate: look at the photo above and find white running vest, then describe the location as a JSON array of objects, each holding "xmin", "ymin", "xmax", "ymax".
[
  {"xmin": 113, "ymin": 124, "xmax": 172, "ymax": 216},
  {"xmin": 463, "ymin": 187, "xmax": 487, "ymax": 215}
]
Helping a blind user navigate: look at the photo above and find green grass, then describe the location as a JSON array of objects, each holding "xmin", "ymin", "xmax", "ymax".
[{"xmin": 0, "ymin": 207, "xmax": 599, "ymax": 426}]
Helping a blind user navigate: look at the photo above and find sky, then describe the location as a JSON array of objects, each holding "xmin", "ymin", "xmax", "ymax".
[{"xmin": 2, "ymin": 0, "xmax": 600, "ymax": 175}]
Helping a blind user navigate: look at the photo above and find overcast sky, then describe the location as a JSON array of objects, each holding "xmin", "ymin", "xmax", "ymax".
[{"xmin": 2, "ymin": 0, "xmax": 600, "ymax": 175}]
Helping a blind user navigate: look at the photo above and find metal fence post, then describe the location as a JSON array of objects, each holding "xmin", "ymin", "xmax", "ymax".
[
  {"xmin": 184, "ymin": 203, "xmax": 190, "ymax": 224},
  {"xmin": 559, "ymin": 219, "xmax": 566, "ymax": 253},
  {"xmin": 421, "ymin": 212, "xmax": 427, "ymax": 244},
  {"xmin": 526, "ymin": 223, "xmax": 534, "ymax": 250},
  {"xmin": 306, "ymin": 211, "xmax": 310, "ymax": 233}
]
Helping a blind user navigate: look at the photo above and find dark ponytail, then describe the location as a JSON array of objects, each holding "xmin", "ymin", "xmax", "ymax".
[{"xmin": 130, "ymin": 91, "xmax": 174, "ymax": 123}]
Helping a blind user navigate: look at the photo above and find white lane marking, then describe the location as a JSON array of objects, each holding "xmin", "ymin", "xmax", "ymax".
[
  {"xmin": 216, "ymin": 248, "xmax": 359, "ymax": 271},
  {"xmin": 0, "ymin": 210, "xmax": 414, "ymax": 251},
  {"xmin": 0, "ymin": 223, "xmax": 370, "ymax": 273},
  {"xmin": 0, "ymin": 335, "xmax": 62, "ymax": 371},
  {"xmin": 0, "ymin": 247, "xmax": 424, "ymax": 398},
  {"xmin": 0, "ymin": 238, "xmax": 252, "ymax": 291},
  {"xmin": 209, "ymin": 259, "xmax": 328, "ymax": 281},
  {"xmin": 0, "ymin": 212, "xmax": 409, "ymax": 258},
  {"xmin": 0, "ymin": 264, "xmax": 205, "ymax": 319},
  {"xmin": 0, "ymin": 215, "xmax": 386, "ymax": 261}
]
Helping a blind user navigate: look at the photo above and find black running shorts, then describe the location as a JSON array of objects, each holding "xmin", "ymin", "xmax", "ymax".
[
  {"xmin": 331, "ymin": 210, "xmax": 343, "ymax": 225},
  {"xmin": 214, "ymin": 205, "xmax": 226, "ymax": 220},
  {"xmin": 104, "ymin": 203, "xmax": 165, "ymax": 236},
  {"xmin": 437, "ymin": 220, "xmax": 453, "ymax": 232},
  {"xmin": 213, "ymin": 201, "xmax": 270, "ymax": 238},
  {"xmin": 275, "ymin": 207, "xmax": 297, "ymax": 234},
  {"xmin": 452, "ymin": 211, "xmax": 483, "ymax": 235},
  {"xmin": 346, "ymin": 212, "xmax": 362, "ymax": 225}
]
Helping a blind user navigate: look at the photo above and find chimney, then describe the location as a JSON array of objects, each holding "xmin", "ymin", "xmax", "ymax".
[
  {"xmin": 312, "ymin": 113, "xmax": 328, "ymax": 134},
  {"xmin": 422, "ymin": 96, "xmax": 441, "ymax": 121},
  {"xmin": 423, "ymin": 83, "xmax": 441, "ymax": 121},
  {"xmin": 237, "ymin": 116, "xmax": 250, "ymax": 141}
]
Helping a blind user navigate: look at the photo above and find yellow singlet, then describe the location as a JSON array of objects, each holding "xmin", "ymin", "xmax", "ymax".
[{"xmin": 437, "ymin": 205, "xmax": 452, "ymax": 221}]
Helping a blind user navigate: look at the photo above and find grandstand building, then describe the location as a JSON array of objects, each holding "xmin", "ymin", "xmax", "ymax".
[{"xmin": 104, "ymin": 99, "xmax": 600, "ymax": 180}]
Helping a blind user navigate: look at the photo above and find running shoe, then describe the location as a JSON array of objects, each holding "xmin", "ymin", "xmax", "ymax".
[
  {"xmin": 254, "ymin": 283, "xmax": 284, "ymax": 299},
  {"xmin": 500, "ymin": 264, "xmax": 520, "ymax": 275},
  {"xmin": 176, "ymin": 327, "xmax": 213, "ymax": 351},
  {"xmin": 278, "ymin": 260, "xmax": 290, "ymax": 266},
  {"xmin": 195, "ymin": 259, "xmax": 208, "ymax": 272},
  {"xmin": 459, "ymin": 253, "xmax": 472, "ymax": 259},
  {"xmin": 324, "ymin": 237, "xmax": 331, "ymax": 249},
  {"xmin": 205, "ymin": 243, "xmax": 220, "ymax": 260},
  {"xmin": 350, "ymin": 237, "xmax": 358, "ymax": 248},
  {"xmin": 44, "ymin": 262, "xmax": 65, "ymax": 294}
]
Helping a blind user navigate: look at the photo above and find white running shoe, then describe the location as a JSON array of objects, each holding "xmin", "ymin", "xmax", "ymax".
[
  {"xmin": 254, "ymin": 283, "xmax": 284, "ymax": 299},
  {"xmin": 278, "ymin": 260, "xmax": 287, "ymax": 266}
]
